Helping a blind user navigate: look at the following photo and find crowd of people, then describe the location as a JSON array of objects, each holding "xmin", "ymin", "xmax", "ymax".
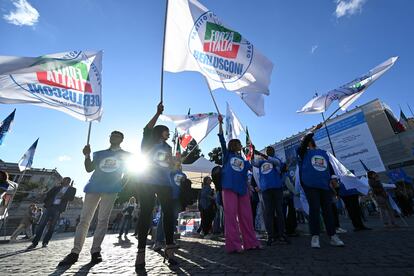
[{"xmin": 1, "ymin": 102, "xmax": 413, "ymax": 273}]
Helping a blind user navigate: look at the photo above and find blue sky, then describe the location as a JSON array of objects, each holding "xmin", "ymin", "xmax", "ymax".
[{"xmin": 0, "ymin": 0, "xmax": 413, "ymax": 195}]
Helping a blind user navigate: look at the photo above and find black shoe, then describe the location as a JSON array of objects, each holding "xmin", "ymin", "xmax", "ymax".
[
  {"xmin": 26, "ymin": 243, "xmax": 37, "ymax": 250},
  {"xmin": 361, "ymin": 226, "xmax": 372, "ymax": 230},
  {"xmin": 58, "ymin": 253, "xmax": 79, "ymax": 266},
  {"xmin": 266, "ymin": 238, "xmax": 273, "ymax": 246},
  {"xmin": 275, "ymin": 236, "xmax": 290, "ymax": 245},
  {"xmin": 91, "ymin": 252, "xmax": 103, "ymax": 264},
  {"xmin": 42, "ymin": 243, "xmax": 48, "ymax": 248}
]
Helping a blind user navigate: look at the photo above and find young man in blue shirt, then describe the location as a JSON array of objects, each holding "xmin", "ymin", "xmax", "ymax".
[{"xmin": 58, "ymin": 131, "xmax": 130, "ymax": 266}]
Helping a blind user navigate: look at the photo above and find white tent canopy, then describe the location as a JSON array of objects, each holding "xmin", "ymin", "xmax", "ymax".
[{"xmin": 182, "ymin": 157, "xmax": 217, "ymax": 174}]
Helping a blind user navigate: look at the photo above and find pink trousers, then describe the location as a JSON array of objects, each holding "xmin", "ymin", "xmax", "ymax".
[{"xmin": 222, "ymin": 189, "xmax": 260, "ymax": 252}]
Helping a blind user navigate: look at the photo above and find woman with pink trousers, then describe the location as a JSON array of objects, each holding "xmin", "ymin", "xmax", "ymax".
[{"xmin": 217, "ymin": 115, "xmax": 261, "ymax": 253}]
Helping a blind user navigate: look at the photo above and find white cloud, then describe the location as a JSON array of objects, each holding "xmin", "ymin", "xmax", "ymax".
[
  {"xmin": 3, "ymin": 0, "xmax": 39, "ymax": 26},
  {"xmin": 311, "ymin": 45, "xmax": 319, "ymax": 54},
  {"xmin": 58, "ymin": 155, "xmax": 72, "ymax": 162},
  {"xmin": 335, "ymin": 0, "xmax": 366, "ymax": 18}
]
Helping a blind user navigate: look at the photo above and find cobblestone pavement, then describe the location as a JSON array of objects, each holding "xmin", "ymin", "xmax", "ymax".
[{"xmin": 1, "ymin": 217, "xmax": 414, "ymax": 275}]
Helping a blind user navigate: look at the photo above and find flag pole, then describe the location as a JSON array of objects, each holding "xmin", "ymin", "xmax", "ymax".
[
  {"xmin": 160, "ymin": 0, "xmax": 169, "ymax": 103},
  {"xmin": 86, "ymin": 122, "xmax": 92, "ymax": 145},
  {"xmin": 407, "ymin": 103, "xmax": 414, "ymax": 117},
  {"xmin": 208, "ymin": 89, "xmax": 221, "ymax": 115},
  {"xmin": 321, "ymin": 112, "xmax": 336, "ymax": 156}
]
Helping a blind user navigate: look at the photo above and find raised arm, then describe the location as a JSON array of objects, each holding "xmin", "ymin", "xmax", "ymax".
[
  {"xmin": 218, "ymin": 115, "xmax": 227, "ymax": 157},
  {"xmin": 146, "ymin": 102, "xmax": 164, "ymax": 129}
]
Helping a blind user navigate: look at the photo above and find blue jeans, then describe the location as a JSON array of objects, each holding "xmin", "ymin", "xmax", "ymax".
[
  {"xmin": 119, "ymin": 216, "xmax": 132, "ymax": 235},
  {"xmin": 32, "ymin": 206, "xmax": 60, "ymax": 246},
  {"xmin": 156, "ymin": 200, "xmax": 180, "ymax": 243}
]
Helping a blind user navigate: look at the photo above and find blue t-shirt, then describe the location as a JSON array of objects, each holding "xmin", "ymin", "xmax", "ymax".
[
  {"xmin": 299, "ymin": 149, "xmax": 331, "ymax": 190},
  {"xmin": 170, "ymin": 170, "xmax": 186, "ymax": 200},
  {"xmin": 219, "ymin": 133, "xmax": 251, "ymax": 195},
  {"xmin": 84, "ymin": 149, "xmax": 130, "ymax": 193},
  {"xmin": 253, "ymin": 157, "xmax": 283, "ymax": 191},
  {"xmin": 144, "ymin": 142, "xmax": 172, "ymax": 186}
]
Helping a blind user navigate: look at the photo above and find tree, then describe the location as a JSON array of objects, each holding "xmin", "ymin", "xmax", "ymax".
[
  {"xmin": 181, "ymin": 139, "xmax": 202, "ymax": 164},
  {"xmin": 208, "ymin": 147, "xmax": 222, "ymax": 165}
]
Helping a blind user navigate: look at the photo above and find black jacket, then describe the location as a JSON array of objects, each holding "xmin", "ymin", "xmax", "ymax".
[{"xmin": 43, "ymin": 185, "xmax": 76, "ymax": 213}]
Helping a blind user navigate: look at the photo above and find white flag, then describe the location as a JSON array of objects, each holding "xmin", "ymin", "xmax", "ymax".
[
  {"xmin": 18, "ymin": 138, "xmax": 39, "ymax": 171},
  {"xmin": 164, "ymin": 0, "xmax": 274, "ymax": 95},
  {"xmin": 327, "ymin": 152, "xmax": 369, "ymax": 195},
  {"xmin": 297, "ymin": 56, "xmax": 398, "ymax": 114},
  {"xmin": 0, "ymin": 51, "xmax": 103, "ymax": 121},
  {"xmin": 236, "ymin": 91, "xmax": 265, "ymax": 116},
  {"xmin": 225, "ymin": 102, "xmax": 244, "ymax": 142},
  {"xmin": 294, "ymin": 165, "xmax": 309, "ymax": 215},
  {"xmin": 160, "ymin": 112, "xmax": 219, "ymax": 143}
]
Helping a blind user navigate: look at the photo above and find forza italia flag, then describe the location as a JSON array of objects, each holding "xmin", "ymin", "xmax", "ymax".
[
  {"xmin": 297, "ymin": 56, "xmax": 398, "ymax": 114},
  {"xmin": 0, "ymin": 51, "xmax": 103, "ymax": 121},
  {"xmin": 164, "ymin": 0, "xmax": 273, "ymax": 94}
]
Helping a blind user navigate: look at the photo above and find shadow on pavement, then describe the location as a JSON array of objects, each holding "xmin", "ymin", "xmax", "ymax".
[
  {"xmin": 0, "ymin": 247, "xmax": 42, "ymax": 259},
  {"xmin": 113, "ymin": 236, "xmax": 133, "ymax": 249}
]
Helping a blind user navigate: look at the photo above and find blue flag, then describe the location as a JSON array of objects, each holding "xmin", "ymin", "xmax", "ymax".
[
  {"xmin": 0, "ymin": 109, "xmax": 16, "ymax": 145},
  {"xmin": 18, "ymin": 138, "xmax": 39, "ymax": 171}
]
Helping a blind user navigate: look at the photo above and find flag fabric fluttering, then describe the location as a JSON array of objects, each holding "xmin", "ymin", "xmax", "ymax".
[
  {"xmin": 225, "ymin": 102, "xmax": 244, "ymax": 142},
  {"xmin": 294, "ymin": 165, "xmax": 309, "ymax": 215},
  {"xmin": 245, "ymin": 126, "xmax": 253, "ymax": 161},
  {"xmin": 0, "ymin": 51, "xmax": 103, "ymax": 121},
  {"xmin": 180, "ymin": 133, "xmax": 193, "ymax": 149},
  {"xmin": 18, "ymin": 138, "xmax": 39, "ymax": 171},
  {"xmin": 236, "ymin": 91, "xmax": 265, "ymax": 116},
  {"xmin": 297, "ymin": 56, "xmax": 398, "ymax": 114},
  {"xmin": 328, "ymin": 152, "xmax": 369, "ymax": 195},
  {"xmin": 0, "ymin": 109, "xmax": 15, "ymax": 145},
  {"xmin": 160, "ymin": 112, "xmax": 219, "ymax": 143},
  {"xmin": 164, "ymin": 0, "xmax": 274, "ymax": 95}
]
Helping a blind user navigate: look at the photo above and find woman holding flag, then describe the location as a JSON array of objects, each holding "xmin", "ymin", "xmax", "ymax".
[
  {"xmin": 135, "ymin": 102, "xmax": 177, "ymax": 270},
  {"xmin": 218, "ymin": 115, "xmax": 260, "ymax": 253},
  {"xmin": 297, "ymin": 130, "xmax": 345, "ymax": 248}
]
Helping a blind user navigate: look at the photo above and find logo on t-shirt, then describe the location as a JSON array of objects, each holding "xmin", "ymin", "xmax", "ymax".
[
  {"xmin": 154, "ymin": 149, "xmax": 170, "ymax": 168},
  {"xmin": 311, "ymin": 155, "xmax": 328, "ymax": 172},
  {"xmin": 99, "ymin": 157, "xmax": 121, "ymax": 173},
  {"xmin": 230, "ymin": 157, "xmax": 244, "ymax": 172},
  {"xmin": 174, "ymin": 174, "xmax": 184, "ymax": 186},
  {"xmin": 261, "ymin": 162, "xmax": 273, "ymax": 175}
]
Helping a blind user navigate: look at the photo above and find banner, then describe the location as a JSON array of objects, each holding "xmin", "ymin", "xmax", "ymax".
[
  {"xmin": 0, "ymin": 109, "xmax": 15, "ymax": 145},
  {"xmin": 160, "ymin": 112, "xmax": 219, "ymax": 143},
  {"xmin": 0, "ymin": 51, "xmax": 103, "ymax": 121},
  {"xmin": 164, "ymin": 0, "xmax": 274, "ymax": 95},
  {"xmin": 314, "ymin": 111, "xmax": 385, "ymax": 176},
  {"xmin": 298, "ymin": 56, "xmax": 398, "ymax": 114}
]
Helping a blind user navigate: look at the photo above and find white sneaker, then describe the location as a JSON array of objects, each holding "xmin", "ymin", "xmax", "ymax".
[
  {"xmin": 330, "ymin": 235, "xmax": 345, "ymax": 247},
  {"xmin": 336, "ymin": 227, "xmax": 347, "ymax": 234},
  {"xmin": 311, "ymin": 235, "xmax": 320, "ymax": 248}
]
